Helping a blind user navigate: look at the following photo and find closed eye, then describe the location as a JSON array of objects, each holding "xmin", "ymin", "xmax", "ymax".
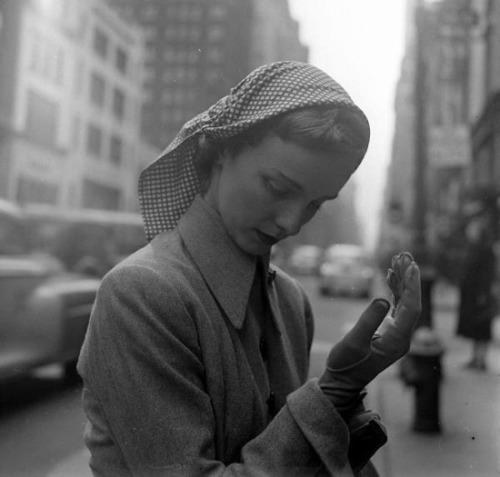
[
  {"xmin": 264, "ymin": 178, "xmax": 291, "ymax": 198},
  {"xmin": 307, "ymin": 201, "xmax": 323, "ymax": 213}
]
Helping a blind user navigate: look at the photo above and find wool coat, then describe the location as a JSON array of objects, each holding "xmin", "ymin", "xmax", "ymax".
[{"xmin": 78, "ymin": 196, "xmax": 358, "ymax": 476}]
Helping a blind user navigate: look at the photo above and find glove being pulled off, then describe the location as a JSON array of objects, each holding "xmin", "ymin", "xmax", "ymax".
[{"xmin": 319, "ymin": 252, "xmax": 421, "ymax": 417}]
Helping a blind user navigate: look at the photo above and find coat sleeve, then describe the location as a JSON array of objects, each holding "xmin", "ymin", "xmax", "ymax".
[{"xmin": 78, "ymin": 263, "xmax": 353, "ymax": 477}]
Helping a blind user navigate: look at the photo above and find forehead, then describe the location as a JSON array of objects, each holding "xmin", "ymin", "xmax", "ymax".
[{"xmin": 239, "ymin": 135, "xmax": 358, "ymax": 196}]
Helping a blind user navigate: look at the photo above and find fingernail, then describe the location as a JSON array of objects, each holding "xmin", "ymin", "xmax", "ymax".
[
  {"xmin": 410, "ymin": 262, "xmax": 418, "ymax": 277},
  {"xmin": 374, "ymin": 298, "xmax": 390, "ymax": 312}
]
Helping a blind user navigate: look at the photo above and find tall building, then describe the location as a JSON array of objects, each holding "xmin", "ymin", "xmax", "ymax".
[
  {"xmin": 377, "ymin": 0, "xmax": 418, "ymax": 264},
  {"xmin": 107, "ymin": 0, "xmax": 308, "ymax": 149},
  {"xmin": 249, "ymin": 0, "xmax": 308, "ymax": 69},
  {"xmin": 470, "ymin": 0, "xmax": 500, "ymax": 195},
  {"xmin": 0, "ymin": 0, "xmax": 159, "ymax": 211}
]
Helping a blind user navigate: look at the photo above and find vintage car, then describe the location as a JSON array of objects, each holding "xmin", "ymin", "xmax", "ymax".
[
  {"xmin": 0, "ymin": 199, "xmax": 101, "ymax": 381},
  {"xmin": 318, "ymin": 243, "xmax": 375, "ymax": 298},
  {"xmin": 288, "ymin": 244, "xmax": 324, "ymax": 275}
]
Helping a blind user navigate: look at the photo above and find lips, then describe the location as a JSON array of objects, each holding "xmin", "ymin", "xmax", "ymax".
[{"xmin": 255, "ymin": 230, "xmax": 280, "ymax": 246}]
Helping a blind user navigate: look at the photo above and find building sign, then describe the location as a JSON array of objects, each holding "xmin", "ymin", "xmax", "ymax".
[{"xmin": 428, "ymin": 125, "xmax": 471, "ymax": 168}]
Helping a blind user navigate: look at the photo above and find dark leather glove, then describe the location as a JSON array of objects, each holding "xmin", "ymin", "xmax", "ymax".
[
  {"xmin": 319, "ymin": 252, "xmax": 420, "ymax": 473},
  {"xmin": 319, "ymin": 253, "xmax": 421, "ymax": 416}
]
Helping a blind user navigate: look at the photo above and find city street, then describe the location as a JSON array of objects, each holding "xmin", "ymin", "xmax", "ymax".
[
  {"xmin": 0, "ymin": 369, "xmax": 86, "ymax": 476},
  {"xmin": 0, "ymin": 275, "xmax": 499, "ymax": 476}
]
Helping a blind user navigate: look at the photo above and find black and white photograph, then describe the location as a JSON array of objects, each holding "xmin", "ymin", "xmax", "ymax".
[{"xmin": 0, "ymin": 1, "xmax": 499, "ymax": 476}]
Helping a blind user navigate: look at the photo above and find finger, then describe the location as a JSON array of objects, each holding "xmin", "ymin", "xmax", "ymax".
[
  {"xmin": 386, "ymin": 269, "xmax": 396, "ymax": 292},
  {"xmin": 393, "ymin": 252, "xmax": 413, "ymax": 282},
  {"xmin": 345, "ymin": 298, "xmax": 391, "ymax": 345},
  {"xmin": 393, "ymin": 262, "xmax": 421, "ymax": 334},
  {"xmin": 387, "ymin": 270, "xmax": 400, "ymax": 306},
  {"xmin": 401, "ymin": 251, "xmax": 415, "ymax": 263}
]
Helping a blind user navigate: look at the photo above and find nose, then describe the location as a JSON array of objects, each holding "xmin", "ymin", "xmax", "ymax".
[{"xmin": 274, "ymin": 203, "xmax": 304, "ymax": 237}]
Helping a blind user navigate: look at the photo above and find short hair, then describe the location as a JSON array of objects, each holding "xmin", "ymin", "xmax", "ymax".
[{"xmin": 194, "ymin": 105, "xmax": 370, "ymax": 191}]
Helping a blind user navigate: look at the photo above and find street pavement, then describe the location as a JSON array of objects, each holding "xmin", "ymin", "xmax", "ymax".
[
  {"xmin": 370, "ymin": 281, "xmax": 500, "ymax": 477},
  {"xmin": 47, "ymin": 282, "xmax": 500, "ymax": 477}
]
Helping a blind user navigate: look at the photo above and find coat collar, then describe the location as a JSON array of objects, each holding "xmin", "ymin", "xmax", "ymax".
[{"xmin": 178, "ymin": 195, "xmax": 261, "ymax": 329}]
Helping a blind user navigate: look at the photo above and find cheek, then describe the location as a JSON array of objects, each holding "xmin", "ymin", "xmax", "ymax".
[{"xmin": 221, "ymin": 178, "xmax": 272, "ymax": 225}]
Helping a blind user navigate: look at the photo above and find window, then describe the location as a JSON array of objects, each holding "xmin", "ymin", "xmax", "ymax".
[
  {"xmin": 72, "ymin": 116, "xmax": 81, "ymax": 150},
  {"xmin": 207, "ymin": 25, "xmax": 224, "ymax": 42},
  {"xmin": 86, "ymin": 123, "xmax": 103, "ymax": 157},
  {"xmin": 28, "ymin": 31, "xmax": 65, "ymax": 84},
  {"xmin": 116, "ymin": 47, "xmax": 128, "ymax": 74},
  {"xmin": 16, "ymin": 176, "xmax": 58, "ymax": 206},
  {"xmin": 93, "ymin": 27, "xmax": 108, "ymax": 59},
  {"xmin": 54, "ymin": 48, "xmax": 64, "ymax": 84},
  {"xmin": 90, "ymin": 72, "xmax": 106, "ymax": 107},
  {"xmin": 210, "ymin": 4, "xmax": 226, "ymax": 19},
  {"xmin": 112, "ymin": 88, "xmax": 126, "ymax": 121},
  {"xmin": 144, "ymin": 4, "xmax": 157, "ymax": 18},
  {"xmin": 207, "ymin": 48, "xmax": 223, "ymax": 63},
  {"xmin": 29, "ymin": 31, "xmax": 42, "ymax": 73},
  {"xmin": 82, "ymin": 180, "xmax": 121, "ymax": 210},
  {"xmin": 24, "ymin": 90, "xmax": 59, "ymax": 148},
  {"xmin": 109, "ymin": 135, "xmax": 123, "ymax": 165},
  {"xmin": 163, "ymin": 48, "xmax": 175, "ymax": 62},
  {"xmin": 161, "ymin": 89, "xmax": 174, "ymax": 104},
  {"xmin": 74, "ymin": 59, "xmax": 84, "ymax": 96},
  {"xmin": 144, "ymin": 25, "xmax": 156, "ymax": 39}
]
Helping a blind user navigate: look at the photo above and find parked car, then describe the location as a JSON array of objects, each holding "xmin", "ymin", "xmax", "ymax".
[
  {"xmin": 23, "ymin": 205, "xmax": 146, "ymax": 278},
  {"xmin": 0, "ymin": 199, "xmax": 101, "ymax": 382},
  {"xmin": 318, "ymin": 243, "xmax": 374, "ymax": 298},
  {"xmin": 288, "ymin": 244, "xmax": 323, "ymax": 275}
]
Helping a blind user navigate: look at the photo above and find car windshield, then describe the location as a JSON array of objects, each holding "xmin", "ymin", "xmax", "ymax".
[
  {"xmin": 333, "ymin": 256, "xmax": 364, "ymax": 267},
  {"xmin": 325, "ymin": 245, "xmax": 367, "ymax": 265}
]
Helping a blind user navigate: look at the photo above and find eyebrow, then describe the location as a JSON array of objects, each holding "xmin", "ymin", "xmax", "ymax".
[{"xmin": 269, "ymin": 168, "xmax": 338, "ymax": 201}]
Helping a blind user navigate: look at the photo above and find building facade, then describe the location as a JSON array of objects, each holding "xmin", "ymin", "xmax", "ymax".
[
  {"xmin": 249, "ymin": 0, "xmax": 308, "ymax": 69},
  {"xmin": 379, "ymin": 0, "xmax": 500, "ymax": 276},
  {"xmin": 0, "ymin": 0, "xmax": 159, "ymax": 211},
  {"xmin": 469, "ymin": 0, "xmax": 500, "ymax": 227}
]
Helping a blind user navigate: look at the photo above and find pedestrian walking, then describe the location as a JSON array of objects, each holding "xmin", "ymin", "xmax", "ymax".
[
  {"xmin": 457, "ymin": 214, "xmax": 497, "ymax": 371},
  {"xmin": 77, "ymin": 61, "xmax": 421, "ymax": 476}
]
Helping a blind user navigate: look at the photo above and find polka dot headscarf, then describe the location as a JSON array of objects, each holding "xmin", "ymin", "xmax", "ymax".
[{"xmin": 139, "ymin": 61, "xmax": 368, "ymax": 241}]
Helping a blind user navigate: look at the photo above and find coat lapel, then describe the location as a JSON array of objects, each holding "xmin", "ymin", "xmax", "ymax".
[{"xmin": 178, "ymin": 195, "xmax": 256, "ymax": 329}]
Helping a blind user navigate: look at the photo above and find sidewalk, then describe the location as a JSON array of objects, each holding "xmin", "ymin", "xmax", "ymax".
[{"xmin": 370, "ymin": 282, "xmax": 500, "ymax": 477}]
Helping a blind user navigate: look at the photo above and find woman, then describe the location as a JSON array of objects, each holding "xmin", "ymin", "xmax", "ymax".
[
  {"xmin": 78, "ymin": 61, "xmax": 421, "ymax": 476},
  {"xmin": 457, "ymin": 215, "xmax": 497, "ymax": 371}
]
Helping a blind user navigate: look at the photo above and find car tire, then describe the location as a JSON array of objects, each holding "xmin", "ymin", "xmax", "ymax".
[{"xmin": 318, "ymin": 286, "xmax": 329, "ymax": 297}]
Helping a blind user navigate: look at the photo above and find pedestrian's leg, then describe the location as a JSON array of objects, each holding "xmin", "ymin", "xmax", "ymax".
[
  {"xmin": 475, "ymin": 340, "xmax": 488, "ymax": 370},
  {"xmin": 464, "ymin": 340, "xmax": 478, "ymax": 369}
]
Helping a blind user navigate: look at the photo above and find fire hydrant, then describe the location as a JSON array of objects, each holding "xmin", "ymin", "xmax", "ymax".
[{"xmin": 399, "ymin": 327, "xmax": 444, "ymax": 433}]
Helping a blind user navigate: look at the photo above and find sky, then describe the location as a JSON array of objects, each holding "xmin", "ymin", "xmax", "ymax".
[{"xmin": 288, "ymin": 0, "xmax": 408, "ymax": 250}]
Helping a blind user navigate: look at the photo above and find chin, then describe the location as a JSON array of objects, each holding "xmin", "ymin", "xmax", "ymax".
[
  {"xmin": 234, "ymin": 235, "xmax": 269, "ymax": 257},
  {"xmin": 240, "ymin": 242, "xmax": 269, "ymax": 257}
]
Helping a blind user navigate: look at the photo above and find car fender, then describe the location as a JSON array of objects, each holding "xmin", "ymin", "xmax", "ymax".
[{"xmin": 20, "ymin": 276, "xmax": 100, "ymax": 362}]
